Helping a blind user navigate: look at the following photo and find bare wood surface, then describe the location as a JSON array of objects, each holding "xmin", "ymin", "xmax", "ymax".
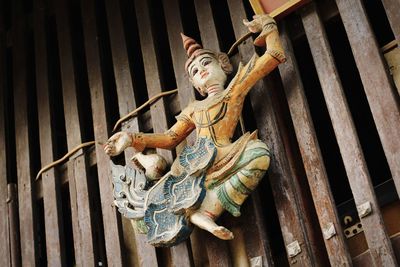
[
  {"xmin": 104, "ymin": 0, "xmax": 158, "ymax": 265},
  {"xmin": 80, "ymin": 0, "xmax": 125, "ymax": 265},
  {"xmin": 163, "ymin": 0, "xmax": 196, "ymax": 145},
  {"xmin": 7, "ymin": 184, "xmax": 20, "ymax": 267},
  {"xmin": 34, "ymin": 1, "xmax": 66, "ymax": 265},
  {"xmin": 335, "ymin": 0, "xmax": 400, "ymax": 207},
  {"xmin": 162, "ymin": 1, "xmax": 202, "ymax": 265},
  {"xmin": 381, "ymin": 0, "xmax": 400, "ymax": 45},
  {"xmin": 134, "ymin": 1, "xmax": 194, "ymax": 265},
  {"xmin": 193, "ymin": 1, "xmax": 236, "ymax": 265},
  {"xmin": 53, "ymin": 0, "xmax": 96, "ymax": 264},
  {"xmin": 228, "ymin": 1, "xmax": 321, "ymax": 266},
  {"xmin": 226, "ymin": 1, "xmax": 276, "ymax": 266},
  {"xmin": 194, "ymin": 0, "xmax": 220, "ymax": 52},
  {"xmin": 135, "ymin": 0, "xmax": 173, "ymax": 164},
  {"xmin": 304, "ymin": 2, "xmax": 398, "ymax": 265},
  {"xmin": 0, "ymin": 9, "xmax": 11, "ymax": 267},
  {"xmin": 12, "ymin": 1, "xmax": 38, "ymax": 264},
  {"xmin": 277, "ymin": 4, "xmax": 352, "ymax": 266}
]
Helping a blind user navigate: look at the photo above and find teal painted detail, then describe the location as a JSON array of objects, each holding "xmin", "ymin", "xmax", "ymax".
[
  {"xmin": 217, "ymin": 184, "xmax": 241, "ymax": 217},
  {"xmin": 208, "ymin": 146, "xmax": 270, "ymax": 190},
  {"xmin": 229, "ymin": 173, "xmax": 251, "ymax": 195}
]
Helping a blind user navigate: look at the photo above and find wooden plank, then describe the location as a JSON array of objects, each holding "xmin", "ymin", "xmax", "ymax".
[
  {"xmin": 192, "ymin": 1, "xmax": 234, "ymax": 266},
  {"xmin": 80, "ymin": 0, "xmax": 125, "ymax": 265},
  {"xmin": 7, "ymin": 184, "xmax": 20, "ymax": 267},
  {"xmin": 53, "ymin": 0, "xmax": 96, "ymax": 264},
  {"xmin": 194, "ymin": 0, "xmax": 220, "ymax": 52},
  {"xmin": 135, "ymin": 0, "xmax": 173, "ymax": 163},
  {"xmin": 34, "ymin": 1, "xmax": 66, "ymax": 265},
  {"xmin": 163, "ymin": 0, "xmax": 195, "ymax": 107},
  {"xmin": 335, "ymin": 0, "xmax": 400, "ymax": 207},
  {"xmin": 163, "ymin": 0, "xmax": 196, "ymax": 145},
  {"xmin": 227, "ymin": 1, "xmax": 319, "ymax": 266},
  {"xmin": 161, "ymin": 1, "xmax": 202, "ymax": 265},
  {"xmin": 381, "ymin": 0, "xmax": 400, "ymax": 45},
  {"xmin": 12, "ymin": 1, "xmax": 38, "ymax": 265},
  {"xmin": 134, "ymin": 1, "xmax": 194, "ymax": 265},
  {"xmin": 103, "ymin": 0, "xmax": 158, "ymax": 266},
  {"xmin": 226, "ymin": 1, "xmax": 276, "ymax": 266},
  {"xmin": 0, "ymin": 8, "xmax": 11, "ymax": 267},
  {"xmin": 278, "ymin": 4, "xmax": 352, "ymax": 266},
  {"xmin": 303, "ymin": 3, "xmax": 398, "ymax": 266}
]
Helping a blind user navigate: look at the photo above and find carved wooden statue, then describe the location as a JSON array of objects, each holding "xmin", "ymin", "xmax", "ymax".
[{"xmin": 104, "ymin": 14, "xmax": 285, "ymax": 247}]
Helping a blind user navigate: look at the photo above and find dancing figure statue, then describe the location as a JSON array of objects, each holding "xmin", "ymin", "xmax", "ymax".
[{"xmin": 104, "ymin": 14, "xmax": 285, "ymax": 247}]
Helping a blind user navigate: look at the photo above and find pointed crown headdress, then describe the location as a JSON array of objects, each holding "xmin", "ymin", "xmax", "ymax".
[{"xmin": 181, "ymin": 33, "xmax": 233, "ymax": 75}]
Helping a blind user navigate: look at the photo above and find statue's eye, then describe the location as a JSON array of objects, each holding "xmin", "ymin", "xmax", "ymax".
[
  {"xmin": 203, "ymin": 60, "xmax": 211, "ymax": 66},
  {"xmin": 191, "ymin": 68, "xmax": 198, "ymax": 76}
]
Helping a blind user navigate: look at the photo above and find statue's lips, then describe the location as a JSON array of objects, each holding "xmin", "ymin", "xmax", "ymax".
[{"xmin": 201, "ymin": 72, "xmax": 209, "ymax": 79}]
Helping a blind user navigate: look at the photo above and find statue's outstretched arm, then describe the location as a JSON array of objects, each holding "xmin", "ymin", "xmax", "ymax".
[
  {"xmin": 235, "ymin": 15, "xmax": 286, "ymax": 97},
  {"xmin": 131, "ymin": 118, "xmax": 195, "ymax": 151},
  {"xmin": 104, "ymin": 117, "xmax": 195, "ymax": 156}
]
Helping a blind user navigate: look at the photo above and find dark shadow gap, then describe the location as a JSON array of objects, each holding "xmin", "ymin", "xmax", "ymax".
[{"xmin": 119, "ymin": 0, "xmax": 149, "ymax": 110}]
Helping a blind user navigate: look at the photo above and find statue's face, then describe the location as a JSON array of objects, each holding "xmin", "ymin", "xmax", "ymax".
[{"xmin": 188, "ymin": 54, "xmax": 227, "ymax": 95}]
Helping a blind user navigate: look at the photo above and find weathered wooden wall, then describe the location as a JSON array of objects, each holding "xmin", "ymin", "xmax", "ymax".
[{"xmin": 0, "ymin": 0, "xmax": 399, "ymax": 266}]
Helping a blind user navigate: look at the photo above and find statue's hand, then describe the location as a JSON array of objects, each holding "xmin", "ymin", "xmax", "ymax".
[
  {"xmin": 243, "ymin": 14, "xmax": 277, "ymax": 46},
  {"xmin": 104, "ymin": 131, "xmax": 132, "ymax": 156}
]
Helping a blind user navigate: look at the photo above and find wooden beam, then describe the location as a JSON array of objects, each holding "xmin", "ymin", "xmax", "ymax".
[
  {"xmin": 226, "ymin": 1, "xmax": 276, "ymax": 266},
  {"xmin": 194, "ymin": 0, "xmax": 220, "ymax": 52},
  {"xmin": 103, "ymin": 0, "xmax": 158, "ymax": 265},
  {"xmin": 53, "ymin": 0, "xmax": 96, "ymax": 264},
  {"xmin": 163, "ymin": 0, "xmax": 196, "ymax": 145},
  {"xmin": 192, "ymin": 1, "xmax": 233, "ymax": 266},
  {"xmin": 227, "ymin": 0, "xmax": 321, "ymax": 265},
  {"xmin": 335, "ymin": 0, "xmax": 400, "ymax": 207},
  {"xmin": 80, "ymin": 0, "xmax": 125, "ymax": 264},
  {"xmin": 34, "ymin": 1, "xmax": 66, "ymax": 265},
  {"xmin": 12, "ymin": 1, "xmax": 38, "ymax": 264},
  {"xmin": 135, "ymin": 0, "xmax": 173, "ymax": 163},
  {"xmin": 304, "ymin": 2, "xmax": 398, "ymax": 265},
  {"xmin": 381, "ymin": 0, "xmax": 400, "ymax": 45},
  {"xmin": 7, "ymin": 184, "xmax": 20, "ymax": 267},
  {"xmin": 0, "ymin": 8, "xmax": 11, "ymax": 266},
  {"xmin": 134, "ymin": 1, "xmax": 194, "ymax": 265},
  {"xmin": 278, "ymin": 4, "xmax": 352, "ymax": 266}
]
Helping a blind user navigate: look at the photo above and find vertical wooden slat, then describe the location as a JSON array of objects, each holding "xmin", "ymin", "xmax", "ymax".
[
  {"xmin": 134, "ymin": 1, "xmax": 194, "ymax": 266},
  {"xmin": 7, "ymin": 184, "xmax": 20, "ymax": 267},
  {"xmin": 277, "ymin": 5, "xmax": 352, "ymax": 266},
  {"xmin": 163, "ymin": 0, "xmax": 195, "ymax": 120},
  {"xmin": 194, "ymin": 0, "xmax": 220, "ymax": 52},
  {"xmin": 381, "ymin": 0, "xmax": 400, "ymax": 45},
  {"xmin": 103, "ymin": 0, "xmax": 158, "ymax": 266},
  {"xmin": 12, "ymin": 0, "xmax": 38, "ymax": 265},
  {"xmin": 162, "ymin": 2, "xmax": 207, "ymax": 265},
  {"xmin": 163, "ymin": 0, "xmax": 195, "ymax": 106},
  {"xmin": 80, "ymin": 0, "xmax": 125, "ymax": 265},
  {"xmin": 34, "ymin": 1, "xmax": 66, "ymax": 265},
  {"xmin": 135, "ymin": 0, "xmax": 173, "ymax": 163},
  {"xmin": 302, "ymin": 3, "xmax": 398, "ymax": 265},
  {"xmin": 53, "ymin": 0, "xmax": 96, "ymax": 264},
  {"xmin": 227, "ymin": 1, "xmax": 320, "ymax": 266},
  {"xmin": 192, "ymin": 1, "xmax": 233, "ymax": 266},
  {"xmin": 335, "ymin": 0, "xmax": 400, "ymax": 202},
  {"xmin": 226, "ymin": 2, "xmax": 276, "ymax": 266},
  {"xmin": 0, "ymin": 6, "xmax": 10, "ymax": 266}
]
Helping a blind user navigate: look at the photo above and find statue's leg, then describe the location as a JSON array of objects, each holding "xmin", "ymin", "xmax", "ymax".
[
  {"xmin": 189, "ymin": 189, "xmax": 234, "ymax": 240},
  {"xmin": 217, "ymin": 140, "xmax": 270, "ymax": 217}
]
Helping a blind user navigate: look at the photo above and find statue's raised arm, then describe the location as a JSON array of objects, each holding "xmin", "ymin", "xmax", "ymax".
[{"xmin": 104, "ymin": 14, "xmax": 285, "ymax": 247}]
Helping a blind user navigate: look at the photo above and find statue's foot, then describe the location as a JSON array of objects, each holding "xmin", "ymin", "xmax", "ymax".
[{"xmin": 212, "ymin": 226, "xmax": 234, "ymax": 240}]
